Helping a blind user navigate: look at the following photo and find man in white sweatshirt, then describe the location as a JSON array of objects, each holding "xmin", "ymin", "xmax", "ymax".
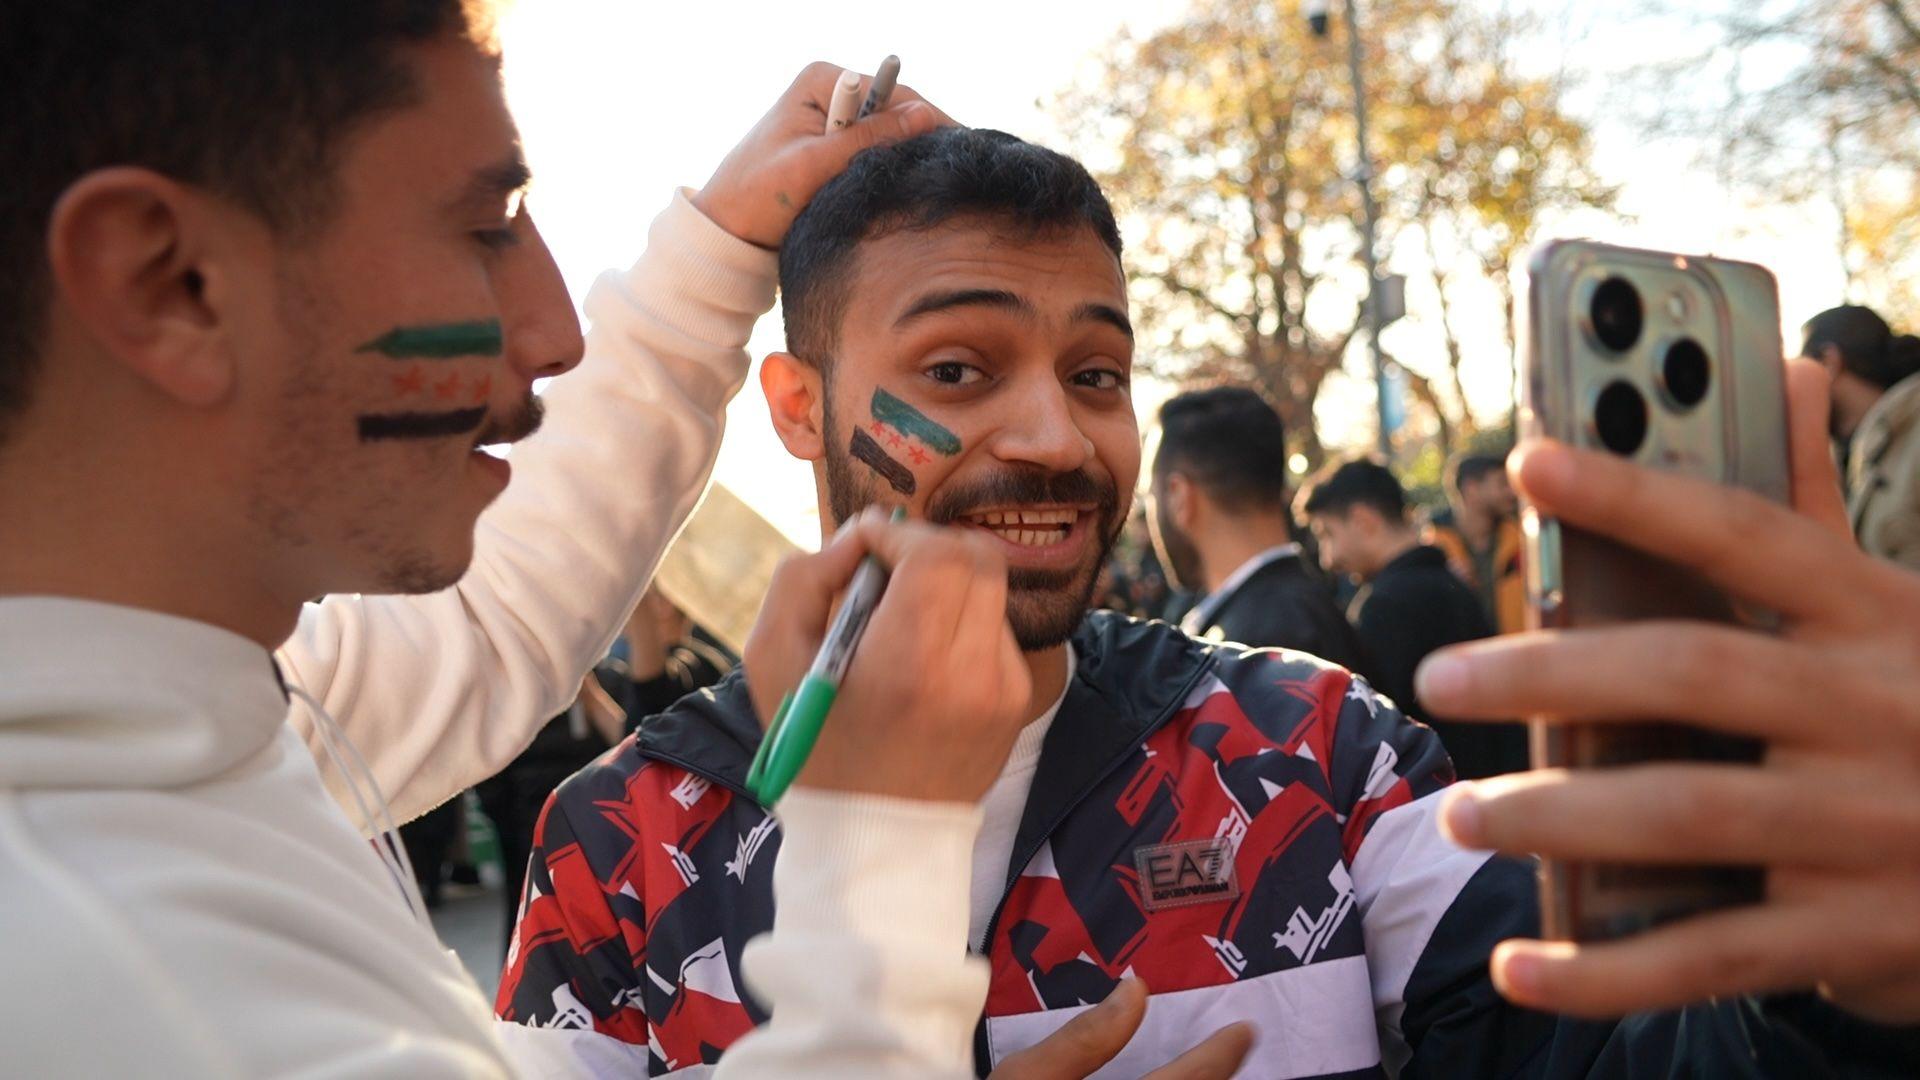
[{"xmin": 0, "ymin": 3, "xmax": 990, "ymax": 1076}]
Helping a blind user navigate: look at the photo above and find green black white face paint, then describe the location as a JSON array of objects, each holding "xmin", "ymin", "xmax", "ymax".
[
  {"xmin": 870, "ymin": 388, "xmax": 960, "ymax": 456},
  {"xmin": 354, "ymin": 319, "xmax": 501, "ymax": 442},
  {"xmin": 848, "ymin": 388, "xmax": 965, "ymax": 495},
  {"xmin": 355, "ymin": 319, "xmax": 504, "ymax": 360}
]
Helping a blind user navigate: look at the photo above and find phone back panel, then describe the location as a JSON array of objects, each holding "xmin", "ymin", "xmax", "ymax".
[{"xmin": 1521, "ymin": 240, "xmax": 1790, "ymax": 940}]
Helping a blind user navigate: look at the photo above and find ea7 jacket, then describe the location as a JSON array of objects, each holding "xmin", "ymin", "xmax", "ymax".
[{"xmin": 496, "ymin": 613, "xmax": 1913, "ymax": 1078}]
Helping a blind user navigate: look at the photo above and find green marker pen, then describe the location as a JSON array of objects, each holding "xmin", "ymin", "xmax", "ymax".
[{"xmin": 746, "ymin": 508, "xmax": 904, "ymax": 805}]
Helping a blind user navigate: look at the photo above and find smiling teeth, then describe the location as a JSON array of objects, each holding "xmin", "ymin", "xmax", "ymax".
[
  {"xmin": 966, "ymin": 509, "xmax": 1077, "ymax": 527},
  {"xmin": 960, "ymin": 508, "xmax": 1078, "ymax": 547}
]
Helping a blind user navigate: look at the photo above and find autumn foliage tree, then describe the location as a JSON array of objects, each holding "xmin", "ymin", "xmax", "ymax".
[
  {"xmin": 1629, "ymin": 0, "xmax": 1920, "ymax": 322},
  {"xmin": 1057, "ymin": 0, "xmax": 1614, "ymax": 461}
]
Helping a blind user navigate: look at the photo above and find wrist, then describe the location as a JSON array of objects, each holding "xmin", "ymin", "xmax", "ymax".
[
  {"xmin": 688, "ymin": 185, "xmax": 777, "ymax": 252},
  {"xmin": 771, "ymin": 788, "xmax": 982, "ymax": 941}
]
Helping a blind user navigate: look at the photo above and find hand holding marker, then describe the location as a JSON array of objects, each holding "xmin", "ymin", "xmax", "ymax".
[
  {"xmin": 747, "ymin": 507, "xmax": 907, "ymax": 805},
  {"xmin": 748, "ymin": 57, "xmax": 909, "ymax": 805},
  {"xmin": 824, "ymin": 55, "xmax": 901, "ymax": 132}
]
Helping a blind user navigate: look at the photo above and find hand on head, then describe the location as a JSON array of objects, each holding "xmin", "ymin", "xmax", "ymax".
[
  {"xmin": 1417, "ymin": 357, "xmax": 1920, "ymax": 1023},
  {"xmin": 692, "ymin": 62, "xmax": 956, "ymax": 250}
]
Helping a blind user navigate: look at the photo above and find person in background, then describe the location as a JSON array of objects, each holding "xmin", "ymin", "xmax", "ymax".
[
  {"xmin": 1147, "ymin": 385, "xmax": 1366, "ymax": 670},
  {"xmin": 1297, "ymin": 458, "xmax": 1524, "ymax": 778},
  {"xmin": 1426, "ymin": 451, "xmax": 1525, "ymax": 634},
  {"xmin": 1801, "ymin": 304, "xmax": 1920, "ymax": 571},
  {"xmin": 608, "ymin": 588, "xmax": 738, "ymax": 728}
]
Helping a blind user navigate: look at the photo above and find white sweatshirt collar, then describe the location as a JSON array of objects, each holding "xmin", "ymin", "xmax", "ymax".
[{"xmin": 0, "ymin": 598, "xmax": 288, "ymax": 789}]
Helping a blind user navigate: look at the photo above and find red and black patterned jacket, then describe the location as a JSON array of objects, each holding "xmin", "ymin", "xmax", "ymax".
[{"xmin": 494, "ymin": 613, "xmax": 1911, "ymax": 1078}]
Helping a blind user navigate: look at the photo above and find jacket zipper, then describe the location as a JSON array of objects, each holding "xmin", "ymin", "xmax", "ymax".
[
  {"xmin": 635, "ymin": 748, "xmax": 762, "ymax": 808},
  {"xmin": 969, "ymin": 653, "xmax": 1216, "ymax": 1069}
]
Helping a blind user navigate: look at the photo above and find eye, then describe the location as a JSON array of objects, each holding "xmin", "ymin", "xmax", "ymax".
[
  {"xmin": 1072, "ymin": 368, "xmax": 1127, "ymax": 391},
  {"xmin": 472, "ymin": 226, "xmax": 520, "ymax": 252},
  {"xmin": 926, "ymin": 360, "xmax": 986, "ymax": 386}
]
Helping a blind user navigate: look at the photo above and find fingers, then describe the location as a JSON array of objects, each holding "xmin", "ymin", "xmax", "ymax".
[
  {"xmin": 741, "ymin": 517, "xmax": 887, "ymax": 722},
  {"xmin": 760, "ymin": 513, "xmax": 886, "ymax": 633},
  {"xmin": 1487, "ymin": 884, "xmax": 1920, "ymax": 1017},
  {"xmin": 1141, "ymin": 1023, "xmax": 1255, "ymax": 1080},
  {"xmin": 881, "ymin": 82, "xmax": 958, "ymax": 125},
  {"xmin": 1783, "ymin": 356, "xmax": 1852, "ymax": 539},
  {"xmin": 1509, "ymin": 439, "xmax": 1874, "ymax": 624},
  {"xmin": 1412, "ymin": 623, "xmax": 1886, "ymax": 745},
  {"xmin": 989, "ymin": 978, "xmax": 1147, "ymax": 1079},
  {"xmin": 1821, "ymin": 971, "xmax": 1920, "ymax": 1026},
  {"xmin": 1437, "ymin": 765, "xmax": 1920, "ymax": 870},
  {"xmin": 815, "ymin": 97, "xmax": 947, "ymax": 160}
]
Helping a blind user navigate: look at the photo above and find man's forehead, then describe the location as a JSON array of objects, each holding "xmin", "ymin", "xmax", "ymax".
[
  {"xmin": 847, "ymin": 220, "xmax": 1128, "ymax": 323},
  {"xmin": 340, "ymin": 36, "xmax": 522, "ymax": 201}
]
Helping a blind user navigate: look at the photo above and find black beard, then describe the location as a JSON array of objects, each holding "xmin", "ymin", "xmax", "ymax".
[{"xmin": 821, "ymin": 400, "xmax": 1124, "ymax": 651}]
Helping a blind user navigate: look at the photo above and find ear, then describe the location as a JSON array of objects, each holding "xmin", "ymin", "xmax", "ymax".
[
  {"xmin": 45, "ymin": 167, "xmax": 237, "ymax": 408},
  {"xmin": 1164, "ymin": 471, "xmax": 1199, "ymax": 531},
  {"xmin": 760, "ymin": 351, "xmax": 827, "ymax": 460},
  {"xmin": 1353, "ymin": 504, "xmax": 1388, "ymax": 536},
  {"xmin": 1817, "ymin": 344, "xmax": 1845, "ymax": 378}
]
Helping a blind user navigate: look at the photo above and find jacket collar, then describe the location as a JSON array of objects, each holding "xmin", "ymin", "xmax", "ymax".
[
  {"xmin": 1853, "ymin": 373, "xmax": 1920, "ymax": 471},
  {"xmin": 1183, "ymin": 545, "xmax": 1303, "ymax": 634},
  {"xmin": 1376, "ymin": 542, "xmax": 1451, "ymax": 580},
  {"xmin": 632, "ymin": 611, "xmax": 1217, "ymax": 808}
]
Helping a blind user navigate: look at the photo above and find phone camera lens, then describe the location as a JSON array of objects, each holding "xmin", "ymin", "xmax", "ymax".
[
  {"xmin": 1594, "ymin": 381, "xmax": 1649, "ymax": 456},
  {"xmin": 1661, "ymin": 338, "xmax": 1711, "ymax": 409},
  {"xmin": 1590, "ymin": 277, "xmax": 1643, "ymax": 352}
]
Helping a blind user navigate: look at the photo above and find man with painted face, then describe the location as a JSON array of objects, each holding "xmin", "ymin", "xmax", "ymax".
[
  {"xmin": 499, "ymin": 127, "xmax": 1918, "ymax": 1079},
  {"xmin": 0, "ymin": 2, "xmax": 984, "ymax": 1075}
]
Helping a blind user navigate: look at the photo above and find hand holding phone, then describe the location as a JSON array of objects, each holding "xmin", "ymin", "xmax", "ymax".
[{"xmin": 1411, "ymin": 248, "xmax": 1920, "ymax": 1021}]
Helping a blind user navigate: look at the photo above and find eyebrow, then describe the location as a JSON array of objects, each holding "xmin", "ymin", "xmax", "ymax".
[
  {"xmin": 1073, "ymin": 301, "xmax": 1133, "ymax": 339},
  {"xmin": 893, "ymin": 289, "xmax": 1134, "ymax": 338},
  {"xmin": 451, "ymin": 148, "xmax": 533, "ymax": 212},
  {"xmin": 895, "ymin": 288, "xmax": 1033, "ymax": 328}
]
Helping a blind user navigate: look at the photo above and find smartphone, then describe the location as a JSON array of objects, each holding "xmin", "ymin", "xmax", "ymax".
[{"xmin": 1519, "ymin": 240, "xmax": 1790, "ymax": 941}]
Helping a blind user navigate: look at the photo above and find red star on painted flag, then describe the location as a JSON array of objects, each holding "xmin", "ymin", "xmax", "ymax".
[
  {"xmin": 433, "ymin": 372, "xmax": 462, "ymax": 400},
  {"xmin": 391, "ymin": 367, "xmax": 425, "ymax": 395},
  {"xmin": 879, "ymin": 424, "xmax": 905, "ymax": 449},
  {"xmin": 907, "ymin": 444, "xmax": 930, "ymax": 465},
  {"xmin": 470, "ymin": 372, "xmax": 492, "ymax": 403}
]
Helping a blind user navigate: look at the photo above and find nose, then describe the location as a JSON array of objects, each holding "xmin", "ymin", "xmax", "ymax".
[
  {"xmin": 497, "ymin": 213, "xmax": 585, "ymax": 384},
  {"xmin": 987, "ymin": 377, "xmax": 1094, "ymax": 475}
]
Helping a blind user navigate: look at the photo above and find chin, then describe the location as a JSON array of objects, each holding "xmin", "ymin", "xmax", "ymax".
[
  {"xmin": 1007, "ymin": 572, "xmax": 1101, "ymax": 652},
  {"xmin": 372, "ymin": 531, "xmax": 474, "ymax": 596}
]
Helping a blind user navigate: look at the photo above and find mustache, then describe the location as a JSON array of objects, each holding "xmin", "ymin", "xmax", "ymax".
[
  {"xmin": 352, "ymin": 393, "xmax": 542, "ymax": 445},
  {"xmin": 357, "ymin": 407, "xmax": 486, "ymax": 442},
  {"xmin": 473, "ymin": 394, "xmax": 544, "ymax": 447},
  {"xmin": 924, "ymin": 466, "xmax": 1118, "ymax": 525}
]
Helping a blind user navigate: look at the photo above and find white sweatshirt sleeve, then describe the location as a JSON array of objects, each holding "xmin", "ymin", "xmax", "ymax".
[
  {"xmin": 275, "ymin": 191, "xmax": 776, "ymax": 825},
  {"xmin": 717, "ymin": 788, "xmax": 991, "ymax": 1080}
]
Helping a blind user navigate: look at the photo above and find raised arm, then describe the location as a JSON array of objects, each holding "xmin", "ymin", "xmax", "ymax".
[{"xmin": 274, "ymin": 66, "xmax": 946, "ymax": 824}]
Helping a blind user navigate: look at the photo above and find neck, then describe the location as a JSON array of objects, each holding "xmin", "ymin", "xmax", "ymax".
[
  {"xmin": 1368, "ymin": 530, "xmax": 1420, "ymax": 579},
  {"xmin": 1197, "ymin": 513, "xmax": 1295, "ymax": 595},
  {"xmin": 0, "ymin": 403, "xmax": 297, "ymax": 649},
  {"xmin": 1451, "ymin": 498, "xmax": 1495, "ymax": 547},
  {"xmin": 1835, "ymin": 376, "xmax": 1883, "ymax": 438},
  {"xmin": 1021, "ymin": 642, "xmax": 1071, "ymax": 726}
]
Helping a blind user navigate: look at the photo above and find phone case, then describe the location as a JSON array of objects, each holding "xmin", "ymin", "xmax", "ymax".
[{"xmin": 1520, "ymin": 240, "xmax": 1790, "ymax": 940}]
